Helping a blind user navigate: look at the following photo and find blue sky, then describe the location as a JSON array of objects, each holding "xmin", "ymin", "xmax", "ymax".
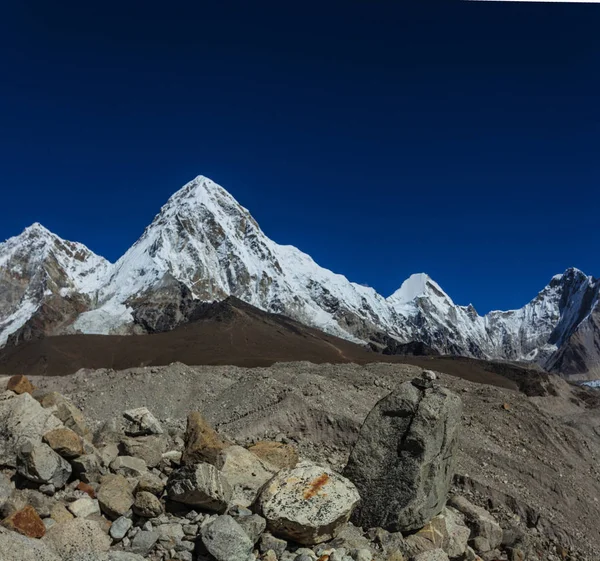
[{"xmin": 0, "ymin": 1, "xmax": 598, "ymax": 314}]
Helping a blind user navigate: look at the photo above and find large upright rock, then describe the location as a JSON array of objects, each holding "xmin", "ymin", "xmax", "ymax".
[
  {"xmin": 17, "ymin": 441, "xmax": 72, "ymax": 488},
  {"xmin": 182, "ymin": 411, "xmax": 231, "ymax": 465},
  {"xmin": 0, "ymin": 393, "xmax": 63, "ymax": 467},
  {"xmin": 343, "ymin": 374, "xmax": 462, "ymax": 532}
]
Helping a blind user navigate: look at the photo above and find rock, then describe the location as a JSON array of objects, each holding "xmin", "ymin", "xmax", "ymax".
[
  {"xmin": 38, "ymin": 392, "xmax": 90, "ymax": 439},
  {"xmin": 120, "ymin": 436, "xmax": 166, "ymax": 468},
  {"xmin": 133, "ymin": 491, "xmax": 163, "ymax": 518},
  {"xmin": 17, "ymin": 441, "xmax": 72, "ymax": 488},
  {"xmin": 167, "ymin": 463, "xmax": 232, "ymax": 512},
  {"xmin": 122, "ymin": 408, "xmax": 163, "ymax": 437},
  {"xmin": 2, "ymin": 505, "xmax": 46, "ymax": 538},
  {"xmin": 343, "ymin": 377, "xmax": 462, "ymax": 532},
  {"xmin": 43, "ymin": 428, "xmax": 84, "ymax": 458},
  {"xmin": 110, "ymin": 456, "xmax": 147, "ymax": 478},
  {"xmin": 51, "ymin": 502, "xmax": 74, "ymax": 524},
  {"xmin": 247, "ymin": 441, "xmax": 299, "ymax": 470},
  {"xmin": 98, "ymin": 444, "xmax": 120, "ymax": 467},
  {"xmin": 130, "ymin": 530, "xmax": 159, "ymax": 555},
  {"xmin": 216, "ymin": 445, "xmax": 275, "ymax": 507},
  {"xmin": 442, "ymin": 507, "xmax": 471, "ymax": 557},
  {"xmin": 448, "ymin": 496, "xmax": 502, "ymax": 551},
  {"xmin": 97, "ymin": 475, "xmax": 134, "ymax": 520},
  {"xmin": 256, "ymin": 462, "xmax": 360, "ymax": 545},
  {"xmin": 68, "ymin": 498, "xmax": 101, "ymax": 518},
  {"xmin": 156, "ymin": 522, "xmax": 185, "ymax": 547},
  {"xmin": 235, "ymin": 513, "xmax": 267, "ymax": 544},
  {"xmin": 412, "ymin": 549, "xmax": 449, "ymax": 561},
  {"xmin": 0, "ymin": 526, "xmax": 61, "ymax": 561},
  {"xmin": 109, "ymin": 516, "xmax": 132, "ymax": 541},
  {"xmin": 76, "ymin": 482, "xmax": 97, "ymax": 499},
  {"xmin": 259, "ymin": 532, "xmax": 288, "ymax": 557},
  {"xmin": 181, "ymin": 411, "xmax": 230, "ymax": 466},
  {"xmin": 71, "ymin": 454, "xmax": 106, "ymax": 483},
  {"xmin": 0, "ymin": 393, "xmax": 63, "ymax": 467},
  {"xmin": 201, "ymin": 514, "xmax": 254, "ymax": 561},
  {"xmin": 136, "ymin": 473, "xmax": 165, "ymax": 495},
  {"xmin": 43, "ymin": 518, "xmax": 111, "ymax": 558},
  {"xmin": 0, "ymin": 474, "xmax": 14, "ymax": 509},
  {"xmin": 7, "ymin": 375, "xmax": 34, "ymax": 395}
]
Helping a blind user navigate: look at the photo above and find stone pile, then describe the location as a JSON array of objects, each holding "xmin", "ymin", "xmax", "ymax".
[{"xmin": 0, "ymin": 372, "xmax": 527, "ymax": 561}]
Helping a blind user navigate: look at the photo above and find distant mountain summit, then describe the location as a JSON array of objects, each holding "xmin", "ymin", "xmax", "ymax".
[{"xmin": 1, "ymin": 175, "xmax": 598, "ymax": 378}]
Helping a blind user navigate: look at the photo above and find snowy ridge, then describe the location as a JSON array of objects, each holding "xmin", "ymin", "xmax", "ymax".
[{"xmin": 1, "ymin": 175, "xmax": 599, "ymax": 375}]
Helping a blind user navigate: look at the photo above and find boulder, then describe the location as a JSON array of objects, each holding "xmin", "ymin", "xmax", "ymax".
[
  {"xmin": 156, "ymin": 522, "xmax": 185, "ymax": 547},
  {"xmin": 96, "ymin": 475, "xmax": 134, "ymax": 520},
  {"xmin": 200, "ymin": 514, "xmax": 254, "ymax": 561},
  {"xmin": 130, "ymin": 530, "xmax": 159, "ymax": 555},
  {"xmin": 133, "ymin": 491, "xmax": 163, "ymax": 518},
  {"xmin": 235, "ymin": 513, "xmax": 267, "ymax": 544},
  {"xmin": 76, "ymin": 482, "xmax": 96, "ymax": 499},
  {"xmin": 0, "ymin": 474, "xmax": 14, "ymax": 509},
  {"xmin": 120, "ymin": 436, "xmax": 166, "ymax": 468},
  {"xmin": 7, "ymin": 375, "xmax": 34, "ymax": 395},
  {"xmin": 43, "ymin": 428, "xmax": 84, "ymax": 458},
  {"xmin": 413, "ymin": 550, "xmax": 450, "ymax": 561},
  {"xmin": 0, "ymin": 393, "xmax": 63, "ymax": 467},
  {"xmin": 258, "ymin": 532, "xmax": 288, "ymax": 557},
  {"xmin": 448, "ymin": 496, "xmax": 502, "ymax": 552},
  {"xmin": 109, "ymin": 456, "xmax": 147, "ymax": 478},
  {"xmin": 404, "ymin": 507, "xmax": 470, "ymax": 557},
  {"xmin": 0, "ymin": 526, "xmax": 61, "ymax": 561},
  {"xmin": 215, "ymin": 445, "xmax": 275, "ymax": 507},
  {"xmin": 256, "ymin": 462, "xmax": 360, "ymax": 545},
  {"xmin": 71, "ymin": 453, "xmax": 106, "ymax": 483},
  {"xmin": 38, "ymin": 392, "xmax": 90, "ymax": 439},
  {"xmin": 247, "ymin": 441, "xmax": 299, "ymax": 470},
  {"xmin": 167, "ymin": 463, "xmax": 232, "ymax": 512},
  {"xmin": 136, "ymin": 473, "xmax": 165, "ymax": 496},
  {"xmin": 50, "ymin": 503, "xmax": 74, "ymax": 524},
  {"xmin": 122, "ymin": 408, "xmax": 163, "ymax": 437},
  {"xmin": 43, "ymin": 518, "xmax": 111, "ymax": 558},
  {"xmin": 2, "ymin": 505, "xmax": 46, "ymax": 538},
  {"xmin": 343, "ymin": 375, "xmax": 462, "ymax": 532},
  {"xmin": 17, "ymin": 441, "xmax": 72, "ymax": 488},
  {"xmin": 181, "ymin": 411, "xmax": 230, "ymax": 465}
]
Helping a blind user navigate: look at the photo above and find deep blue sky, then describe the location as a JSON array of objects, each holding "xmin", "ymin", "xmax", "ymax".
[{"xmin": 1, "ymin": 1, "xmax": 598, "ymax": 314}]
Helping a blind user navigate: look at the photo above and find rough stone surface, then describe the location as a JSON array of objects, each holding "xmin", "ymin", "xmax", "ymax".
[
  {"xmin": 130, "ymin": 530, "xmax": 159, "ymax": 555},
  {"xmin": 0, "ymin": 526, "xmax": 61, "ymax": 561},
  {"xmin": 235, "ymin": 513, "xmax": 267, "ymax": 544},
  {"xmin": 200, "ymin": 515, "xmax": 253, "ymax": 561},
  {"xmin": 448, "ymin": 496, "xmax": 502, "ymax": 552},
  {"xmin": 50, "ymin": 503, "xmax": 74, "ymax": 524},
  {"xmin": 120, "ymin": 436, "xmax": 166, "ymax": 468},
  {"xmin": 122, "ymin": 407, "xmax": 163, "ymax": 437},
  {"xmin": 133, "ymin": 491, "xmax": 163, "ymax": 518},
  {"xmin": 258, "ymin": 532, "xmax": 288, "ymax": 557},
  {"xmin": 216, "ymin": 445, "xmax": 275, "ymax": 507},
  {"xmin": 17, "ymin": 441, "xmax": 72, "ymax": 488},
  {"xmin": 256, "ymin": 462, "xmax": 360, "ymax": 545},
  {"xmin": 43, "ymin": 428, "xmax": 84, "ymax": 458},
  {"xmin": 7, "ymin": 375, "xmax": 34, "ymax": 395},
  {"xmin": 109, "ymin": 456, "xmax": 147, "ymax": 478},
  {"xmin": 182, "ymin": 411, "xmax": 230, "ymax": 465},
  {"xmin": 0, "ymin": 393, "xmax": 63, "ymax": 467},
  {"xmin": 343, "ymin": 377, "xmax": 462, "ymax": 531},
  {"xmin": 39, "ymin": 392, "xmax": 90, "ymax": 439},
  {"xmin": 3, "ymin": 505, "xmax": 46, "ymax": 538},
  {"xmin": 413, "ymin": 549, "xmax": 450, "ymax": 561},
  {"xmin": 0, "ymin": 474, "xmax": 14, "ymax": 508},
  {"xmin": 97, "ymin": 475, "xmax": 134, "ymax": 520},
  {"xmin": 247, "ymin": 441, "xmax": 299, "ymax": 470},
  {"xmin": 167, "ymin": 463, "xmax": 232, "ymax": 512},
  {"xmin": 68, "ymin": 498, "xmax": 101, "ymax": 519},
  {"xmin": 136, "ymin": 473, "xmax": 165, "ymax": 496},
  {"xmin": 43, "ymin": 518, "xmax": 111, "ymax": 558},
  {"xmin": 109, "ymin": 516, "xmax": 132, "ymax": 541}
]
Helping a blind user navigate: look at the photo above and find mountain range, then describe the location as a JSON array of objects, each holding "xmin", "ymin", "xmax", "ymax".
[{"xmin": 1, "ymin": 175, "xmax": 598, "ymax": 379}]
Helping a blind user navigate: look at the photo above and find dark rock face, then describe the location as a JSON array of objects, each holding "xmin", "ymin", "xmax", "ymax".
[{"xmin": 343, "ymin": 376, "xmax": 462, "ymax": 532}]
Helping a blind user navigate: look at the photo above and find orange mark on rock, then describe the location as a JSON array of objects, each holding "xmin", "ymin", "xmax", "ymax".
[
  {"xmin": 317, "ymin": 556, "xmax": 330, "ymax": 561},
  {"xmin": 303, "ymin": 473, "xmax": 330, "ymax": 499}
]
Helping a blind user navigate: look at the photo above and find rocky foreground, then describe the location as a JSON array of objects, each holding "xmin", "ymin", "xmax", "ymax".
[{"xmin": 0, "ymin": 363, "xmax": 599, "ymax": 561}]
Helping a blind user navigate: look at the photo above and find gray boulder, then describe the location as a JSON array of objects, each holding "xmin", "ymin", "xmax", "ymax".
[
  {"xmin": 122, "ymin": 408, "xmax": 163, "ymax": 437},
  {"xmin": 109, "ymin": 516, "xmax": 132, "ymax": 541},
  {"xmin": 448, "ymin": 495, "xmax": 502, "ymax": 552},
  {"xmin": 343, "ymin": 375, "xmax": 462, "ymax": 532},
  {"xmin": 0, "ymin": 526, "xmax": 61, "ymax": 561},
  {"xmin": 201, "ymin": 515, "xmax": 254, "ymax": 561},
  {"xmin": 17, "ymin": 441, "xmax": 72, "ymax": 488},
  {"xmin": 43, "ymin": 518, "xmax": 111, "ymax": 558},
  {"xmin": 97, "ymin": 474, "xmax": 134, "ymax": 520},
  {"xmin": 130, "ymin": 530, "xmax": 159, "ymax": 555},
  {"xmin": 0, "ymin": 473, "xmax": 14, "ymax": 509},
  {"xmin": 0, "ymin": 393, "xmax": 63, "ymax": 467},
  {"xmin": 167, "ymin": 463, "xmax": 232, "ymax": 512}
]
